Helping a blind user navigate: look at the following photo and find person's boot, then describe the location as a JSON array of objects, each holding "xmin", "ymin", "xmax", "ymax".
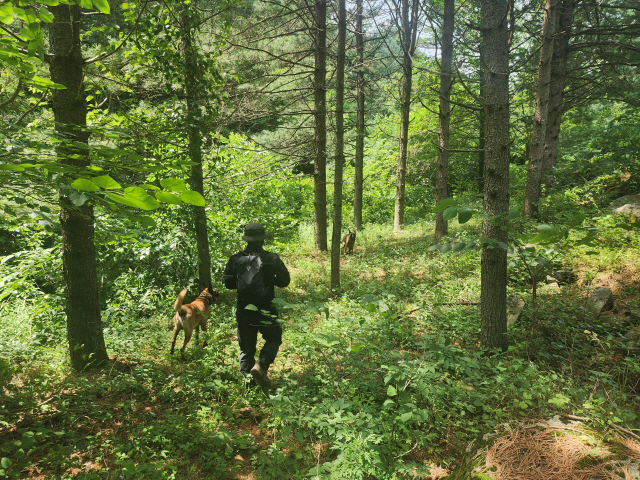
[{"xmin": 250, "ymin": 363, "xmax": 272, "ymax": 389}]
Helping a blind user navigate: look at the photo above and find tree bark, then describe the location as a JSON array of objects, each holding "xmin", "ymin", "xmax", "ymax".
[
  {"xmin": 480, "ymin": 0, "xmax": 511, "ymax": 352},
  {"xmin": 524, "ymin": 0, "xmax": 559, "ymax": 218},
  {"xmin": 314, "ymin": 0, "xmax": 328, "ymax": 251},
  {"xmin": 393, "ymin": 0, "xmax": 419, "ymax": 231},
  {"xmin": 542, "ymin": 0, "xmax": 574, "ymax": 187},
  {"xmin": 50, "ymin": 3, "xmax": 109, "ymax": 371},
  {"xmin": 331, "ymin": 0, "xmax": 346, "ymax": 290},
  {"xmin": 181, "ymin": 8, "xmax": 212, "ymax": 290},
  {"xmin": 353, "ymin": 0, "xmax": 365, "ymax": 232},
  {"xmin": 478, "ymin": 65, "xmax": 486, "ymax": 194},
  {"xmin": 434, "ymin": 0, "xmax": 455, "ymax": 242}
]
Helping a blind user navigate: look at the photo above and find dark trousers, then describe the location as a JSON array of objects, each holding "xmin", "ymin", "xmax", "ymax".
[{"xmin": 236, "ymin": 317, "xmax": 282, "ymax": 375}]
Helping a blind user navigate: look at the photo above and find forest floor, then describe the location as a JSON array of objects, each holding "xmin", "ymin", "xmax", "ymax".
[{"xmin": 1, "ymin": 221, "xmax": 639, "ymax": 479}]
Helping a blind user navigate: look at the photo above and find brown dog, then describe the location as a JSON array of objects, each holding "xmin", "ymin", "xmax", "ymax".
[
  {"xmin": 341, "ymin": 230, "xmax": 356, "ymax": 254},
  {"xmin": 170, "ymin": 286, "xmax": 218, "ymax": 357}
]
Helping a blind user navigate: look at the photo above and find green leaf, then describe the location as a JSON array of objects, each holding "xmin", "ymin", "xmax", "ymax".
[
  {"xmin": 69, "ymin": 191, "xmax": 90, "ymax": 206},
  {"xmin": 244, "ymin": 304, "xmax": 258, "ymax": 311},
  {"xmin": 124, "ymin": 186, "xmax": 148, "ymax": 202},
  {"xmin": 387, "ymin": 385, "xmax": 397, "ymax": 397},
  {"xmin": 129, "ymin": 215, "xmax": 156, "ymax": 228},
  {"xmin": 92, "ymin": 0, "xmax": 110, "ymax": 14},
  {"xmin": 91, "ymin": 175, "xmax": 120, "ymax": 189},
  {"xmin": 38, "ymin": 8, "xmax": 53, "ymax": 22},
  {"xmin": 79, "ymin": 0, "xmax": 93, "ymax": 9},
  {"xmin": 457, "ymin": 207, "xmax": 473, "ymax": 224},
  {"xmin": 442, "ymin": 207, "xmax": 458, "ymax": 221},
  {"xmin": 440, "ymin": 243, "xmax": 451, "ymax": 253},
  {"xmin": 179, "ymin": 190, "xmax": 205, "ymax": 207},
  {"xmin": 432, "ymin": 198, "xmax": 456, "ymax": 213},
  {"xmin": 160, "ymin": 178, "xmax": 186, "ymax": 192},
  {"xmin": 1, "ymin": 458, "xmax": 11, "ymax": 469},
  {"xmin": 107, "ymin": 192, "xmax": 142, "ymax": 209},
  {"xmin": 452, "ymin": 242, "xmax": 466, "ymax": 253},
  {"xmin": 71, "ymin": 178, "xmax": 99, "ymax": 192},
  {"xmin": 426, "ymin": 244, "xmax": 439, "ymax": 252},
  {"xmin": 400, "ymin": 412, "xmax": 412, "ymax": 422},
  {"xmin": 0, "ymin": 165, "xmax": 25, "ymax": 171},
  {"xmin": 155, "ymin": 191, "xmax": 182, "ymax": 205},
  {"xmin": 508, "ymin": 209, "xmax": 520, "ymax": 220}
]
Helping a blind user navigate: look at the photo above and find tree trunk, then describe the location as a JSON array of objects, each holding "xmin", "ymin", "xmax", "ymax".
[
  {"xmin": 478, "ymin": 65, "xmax": 486, "ymax": 194},
  {"xmin": 50, "ymin": 3, "xmax": 108, "ymax": 370},
  {"xmin": 480, "ymin": 0, "xmax": 510, "ymax": 352},
  {"xmin": 181, "ymin": 8, "xmax": 212, "ymax": 290},
  {"xmin": 434, "ymin": 0, "xmax": 455, "ymax": 242},
  {"xmin": 393, "ymin": 0, "xmax": 419, "ymax": 231},
  {"xmin": 524, "ymin": 0, "xmax": 559, "ymax": 218},
  {"xmin": 314, "ymin": 0, "xmax": 328, "ymax": 251},
  {"xmin": 331, "ymin": 0, "xmax": 346, "ymax": 290},
  {"xmin": 353, "ymin": 0, "xmax": 365, "ymax": 232},
  {"xmin": 542, "ymin": 0, "xmax": 574, "ymax": 186}
]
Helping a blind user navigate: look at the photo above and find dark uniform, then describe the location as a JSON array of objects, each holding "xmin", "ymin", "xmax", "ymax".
[{"xmin": 224, "ymin": 223, "xmax": 290, "ymax": 387}]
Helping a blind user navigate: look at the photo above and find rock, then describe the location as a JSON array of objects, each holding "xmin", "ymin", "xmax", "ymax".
[
  {"xmin": 546, "ymin": 275, "xmax": 557, "ymax": 284},
  {"xmin": 552, "ymin": 268, "xmax": 577, "ymax": 285},
  {"xmin": 586, "ymin": 287, "xmax": 614, "ymax": 317},
  {"xmin": 507, "ymin": 295, "xmax": 526, "ymax": 328},
  {"xmin": 610, "ymin": 194, "xmax": 640, "ymax": 209},
  {"xmin": 612, "ymin": 203, "xmax": 640, "ymax": 222}
]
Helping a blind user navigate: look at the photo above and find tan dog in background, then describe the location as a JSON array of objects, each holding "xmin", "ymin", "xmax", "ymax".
[
  {"xmin": 170, "ymin": 286, "xmax": 218, "ymax": 357},
  {"xmin": 341, "ymin": 230, "xmax": 356, "ymax": 254}
]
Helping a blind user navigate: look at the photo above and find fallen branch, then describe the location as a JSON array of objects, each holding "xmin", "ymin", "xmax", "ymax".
[{"xmin": 564, "ymin": 414, "xmax": 640, "ymax": 441}]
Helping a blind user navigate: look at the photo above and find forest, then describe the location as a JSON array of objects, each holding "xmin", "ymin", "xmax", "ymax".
[{"xmin": 1, "ymin": 0, "xmax": 640, "ymax": 477}]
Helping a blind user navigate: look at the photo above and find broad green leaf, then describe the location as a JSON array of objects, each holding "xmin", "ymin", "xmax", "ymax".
[
  {"xmin": 571, "ymin": 213, "xmax": 587, "ymax": 223},
  {"xmin": 160, "ymin": 178, "xmax": 186, "ymax": 192},
  {"xmin": 69, "ymin": 191, "xmax": 90, "ymax": 206},
  {"xmin": 0, "ymin": 165, "xmax": 25, "ymax": 171},
  {"xmin": 107, "ymin": 192, "xmax": 143, "ymax": 209},
  {"xmin": 400, "ymin": 412, "xmax": 412, "ymax": 422},
  {"xmin": 155, "ymin": 191, "xmax": 182, "ymax": 205},
  {"xmin": 440, "ymin": 243, "xmax": 451, "ymax": 253},
  {"xmin": 71, "ymin": 178, "xmax": 99, "ymax": 192},
  {"xmin": 1, "ymin": 458, "xmax": 11, "ymax": 469},
  {"xmin": 91, "ymin": 175, "xmax": 120, "ymax": 189},
  {"xmin": 457, "ymin": 207, "xmax": 473, "ymax": 224},
  {"xmin": 129, "ymin": 215, "xmax": 156, "ymax": 228},
  {"xmin": 387, "ymin": 385, "xmax": 397, "ymax": 397},
  {"xmin": 79, "ymin": 0, "xmax": 93, "ymax": 9},
  {"xmin": 179, "ymin": 190, "xmax": 205, "ymax": 207},
  {"xmin": 38, "ymin": 7, "xmax": 53, "ymax": 22},
  {"xmin": 92, "ymin": 0, "xmax": 110, "ymax": 14},
  {"xmin": 442, "ymin": 207, "xmax": 458, "ymax": 221},
  {"xmin": 508, "ymin": 209, "xmax": 520, "ymax": 220},
  {"xmin": 426, "ymin": 244, "xmax": 439, "ymax": 252},
  {"xmin": 124, "ymin": 186, "xmax": 148, "ymax": 202},
  {"xmin": 452, "ymin": 242, "xmax": 466, "ymax": 253},
  {"xmin": 244, "ymin": 304, "xmax": 258, "ymax": 311}
]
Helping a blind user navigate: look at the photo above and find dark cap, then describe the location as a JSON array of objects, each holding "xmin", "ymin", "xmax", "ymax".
[{"xmin": 242, "ymin": 222, "xmax": 270, "ymax": 242}]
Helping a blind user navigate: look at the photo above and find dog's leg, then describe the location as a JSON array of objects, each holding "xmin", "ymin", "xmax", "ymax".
[
  {"xmin": 180, "ymin": 328, "xmax": 193, "ymax": 357},
  {"xmin": 170, "ymin": 325, "xmax": 180, "ymax": 355},
  {"xmin": 200, "ymin": 318, "xmax": 208, "ymax": 348},
  {"xmin": 195, "ymin": 324, "xmax": 200, "ymax": 347}
]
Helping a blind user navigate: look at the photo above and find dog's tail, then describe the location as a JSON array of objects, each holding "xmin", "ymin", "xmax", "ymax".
[{"xmin": 174, "ymin": 288, "xmax": 188, "ymax": 316}]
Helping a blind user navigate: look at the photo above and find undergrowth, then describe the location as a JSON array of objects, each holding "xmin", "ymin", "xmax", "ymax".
[{"xmin": 1, "ymin": 221, "xmax": 639, "ymax": 479}]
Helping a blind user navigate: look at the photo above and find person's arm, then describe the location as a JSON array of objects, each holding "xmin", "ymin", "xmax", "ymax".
[
  {"xmin": 223, "ymin": 256, "xmax": 237, "ymax": 289},
  {"xmin": 273, "ymin": 256, "xmax": 290, "ymax": 288}
]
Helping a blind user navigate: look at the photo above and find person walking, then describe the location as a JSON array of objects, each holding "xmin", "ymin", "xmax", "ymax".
[{"xmin": 224, "ymin": 223, "xmax": 290, "ymax": 389}]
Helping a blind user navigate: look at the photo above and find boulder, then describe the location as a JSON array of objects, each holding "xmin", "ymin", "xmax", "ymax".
[
  {"xmin": 610, "ymin": 194, "xmax": 640, "ymax": 210},
  {"xmin": 538, "ymin": 282, "xmax": 561, "ymax": 295},
  {"xmin": 612, "ymin": 203, "xmax": 640, "ymax": 222},
  {"xmin": 507, "ymin": 295, "xmax": 526, "ymax": 328},
  {"xmin": 586, "ymin": 287, "xmax": 614, "ymax": 317}
]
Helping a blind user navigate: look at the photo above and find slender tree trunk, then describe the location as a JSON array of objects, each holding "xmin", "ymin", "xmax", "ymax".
[
  {"xmin": 353, "ymin": 0, "xmax": 365, "ymax": 232},
  {"xmin": 478, "ymin": 66, "xmax": 485, "ymax": 194},
  {"xmin": 393, "ymin": 0, "xmax": 419, "ymax": 231},
  {"xmin": 542, "ymin": 0, "xmax": 574, "ymax": 186},
  {"xmin": 434, "ymin": 0, "xmax": 455, "ymax": 242},
  {"xmin": 181, "ymin": 8, "xmax": 212, "ymax": 290},
  {"xmin": 480, "ymin": 0, "xmax": 510, "ymax": 352},
  {"xmin": 524, "ymin": 0, "xmax": 559, "ymax": 218},
  {"xmin": 50, "ymin": 3, "xmax": 108, "ymax": 370},
  {"xmin": 331, "ymin": 0, "xmax": 346, "ymax": 290},
  {"xmin": 314, "ymin": 0, "xmax": 328, "ymax": 251}
]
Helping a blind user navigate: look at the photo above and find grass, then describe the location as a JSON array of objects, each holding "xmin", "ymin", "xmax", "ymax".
[{"xmin": 1, "ymin": 219, "xmax": 639, "ymax": 479}]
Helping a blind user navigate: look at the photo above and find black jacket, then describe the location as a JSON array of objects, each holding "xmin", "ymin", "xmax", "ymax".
[{"xmin": 224, "ymin": 246, "xmax": 290, "ymax": 321}]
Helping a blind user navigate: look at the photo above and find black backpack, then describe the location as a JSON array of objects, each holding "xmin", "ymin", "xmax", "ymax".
[{"xmin": 234, "ymin": 252, "xmax": 273, "ymax": 302}]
